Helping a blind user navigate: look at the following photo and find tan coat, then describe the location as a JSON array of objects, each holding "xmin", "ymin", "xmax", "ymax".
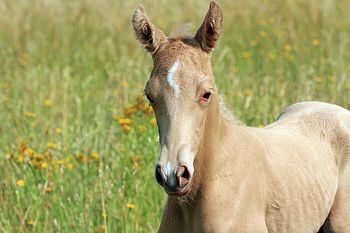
[{"xmin": 132, "ymin": 2, "xmax": 350, "ymax": 232}]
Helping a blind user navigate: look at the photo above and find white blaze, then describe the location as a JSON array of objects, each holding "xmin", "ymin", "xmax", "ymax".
[
  {"xmin": 167, "ymin": 61, "xmax": 180, "ymax": 96},
  {"xmin": 165, "ymin": 162, "xmax": 172, "ymax": 176}
]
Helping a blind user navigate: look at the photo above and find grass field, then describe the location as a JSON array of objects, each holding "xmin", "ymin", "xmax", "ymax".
[{"xmin": 1, "ymin": 0, "xmax": 350, "ymax": 232}]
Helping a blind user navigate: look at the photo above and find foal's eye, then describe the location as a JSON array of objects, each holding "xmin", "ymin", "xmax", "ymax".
[
  {"xmin": 200, "ymin": 92, "xmax": 212, "ymax": 103},
  {"xmin": 202, "ymin": 92, "xmax": 211, "ymax": 100},
  {"xmin": 145, "ymin": 94, "xmax": 154, "ymax": 104}
]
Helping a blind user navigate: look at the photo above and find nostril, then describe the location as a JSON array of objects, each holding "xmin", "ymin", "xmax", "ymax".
[
  {"xmin": 177, "ymin": 166, "xmax": 191, "ymax": 187},
  {"xmin": 182, "ymin": 166, "xmax": 190, "ymax": 180},
  {"xmin": 155, "ymin": 165, "xmax": 165, "ymax": 186}
]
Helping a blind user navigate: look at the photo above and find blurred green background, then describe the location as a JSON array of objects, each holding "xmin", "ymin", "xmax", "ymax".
[{"xmin": 0, "ymin": 0, "xmax": 349, "ymax": 232}]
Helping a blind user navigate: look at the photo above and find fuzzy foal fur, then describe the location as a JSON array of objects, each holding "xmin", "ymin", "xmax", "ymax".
[{"xmin": 132, "ymin": 2, "xmax": 350, "ymax": 232}]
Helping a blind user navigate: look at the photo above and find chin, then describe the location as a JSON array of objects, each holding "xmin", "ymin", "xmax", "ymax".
[{"xmin": 165, "ymin": 184, "xmax": 191, "ymax": 197}]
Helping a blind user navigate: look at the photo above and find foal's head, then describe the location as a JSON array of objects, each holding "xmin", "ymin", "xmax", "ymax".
[{"xmin": 132, "ymin": 1, "xmax": 223, "ymax": 196}]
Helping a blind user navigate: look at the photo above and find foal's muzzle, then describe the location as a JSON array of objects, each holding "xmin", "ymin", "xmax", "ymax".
[{"xmin": 155, "ymin": 164, "xmax": 191, "ymax": 196}]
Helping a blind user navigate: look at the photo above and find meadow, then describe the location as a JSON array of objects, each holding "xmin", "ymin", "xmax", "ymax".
[{"xmin": 0, "ymin": 0, "xmax": 350, "ymax": 232}]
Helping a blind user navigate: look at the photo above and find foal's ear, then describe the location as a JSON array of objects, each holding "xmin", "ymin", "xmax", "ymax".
[
  {"xmin": 195, "ymin": 1, "xmax": 223, "ymax": 53},
  {"xmin": 132, "ymin": 5, "xmax": 167, "ymax": 54}
]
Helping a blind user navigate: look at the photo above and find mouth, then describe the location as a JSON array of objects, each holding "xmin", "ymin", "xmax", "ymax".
[{"xmin": 165, "ymin": 183, "xmax": 191, "ymax": 196}]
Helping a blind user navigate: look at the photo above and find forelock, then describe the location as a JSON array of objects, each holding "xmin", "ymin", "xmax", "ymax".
[{"xmin": 153, "ymin": 39, "xmax": 210, "ymax": 76}]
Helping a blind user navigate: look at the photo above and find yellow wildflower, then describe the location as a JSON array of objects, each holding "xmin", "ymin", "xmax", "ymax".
[
  {"xmin": 312, "ymin": 39, "xmax": 320, "ymax": 46},
  {"xmin": 44, "ymin": 151, "xmax": 52, "ymax": 160},
  {"xmin": 31, "ymin": 154, "xmax": 45, "ymax": 169},
  {"xmin": 55, "ymin": 128, "xmax": 63, "ymax": 134},
  {"xmin": 27, "ymin": 220, "xmax": 36, "ymax": 226},
  {"xmin": 244, "ymin": 89, "xmax": 253, "ymax": 97},
  {"xmin": 344, "ymin": 82, "xmax": 350, "ymax": 90},
  {"xmin": 258, "ymin": 124, "xmax": 264, "ymax": 128},
  {"xmin": 24, "ymin": 148, "xmax": 35, "ymax": 157},
  {"xmin": 137, "ymin": 102, "xmax": 147, "ymax": 112},
  {"xmin": 144, "ymin": 106, "xmax": 153, "ymax": 115},
  {"xmin": 66, "ymin": 163, "xmax": 74, "ymax": 170},
  {"xmin": 126, "ymin": 203, "xmax": 136, "ymax": 209},
  {"xmin": 284, "ymin": 44, "xmax": 292, "ymax": 52},
  {"xmin": 33, "ymin": 153, "xmax": 44, "ymax": 161},
  {"xmin": 17, "ymin": 155, "xmax": 25, "ymax": 163},
  {"xmin": 121, "ymin": 81, "xmax": 130, "ymax": 88},
  {"xmin": 47, "ymin": 142, "xmax": 60, "ymax": 150},
  {"xmin": 118, "ymin": 118, "xmax": 132, "ymax": 126},
  {"xmin": 18, "ymin": 143, "xmax": 29, "ymax": 153},
  {"xmin": 250, "ymin": 40, "xmax": 257, "ymax": 47},
  {"xmin": 76, "ymin": 153, "xmax": 90, "ymax": 163},
  {"xmin": 43, "ymin": 99, "xmax": 53, "ymax": 107},
  {"xmin": 124, "ymin": 106, "xmax": 138, "ymax": 117},
  {"xmin": 31, "ymin": 160, "xmax": 40, "ymax": 169},
  {"xmin": 90, "ymin": 152, "xmax": 100, "ymax": 161},
  {"xmin": 45, "ymin": 186, "xmax": 53, "ymax": 193},
  {"xmin": 150, "ymin": 118, "xmax": 157, "ymax": 127},
  {"xmin": 24, "ymin": 111, "xmax": 36, "ymax": 118},
  {"xmin": 122, "ymin": 124, "xmax": 132, "ymax": 133},
  {"xmin": 55, "ymin": 159, "xmax": 65, "ymax": 166},
  {"xmin": 40, "ymin": 162, "xmax": 48, "ymax": 169},
  {"xmin": 16, "ymin": 179, "xmax": 25, "ymax": 187},
  {"xmin": 259, "ymin": 31, "xmax": 267, "ymax": 38}
]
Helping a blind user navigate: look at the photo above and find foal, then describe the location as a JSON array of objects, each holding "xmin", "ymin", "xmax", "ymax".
[{"xmin": 132, "ymin": 2, "xmax": 350, "ymax": 232}]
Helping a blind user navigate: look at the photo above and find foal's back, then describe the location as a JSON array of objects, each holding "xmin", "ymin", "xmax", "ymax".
[{"xmin": 254, "ymin": 101, "xmax": 350, "ymax": 232}]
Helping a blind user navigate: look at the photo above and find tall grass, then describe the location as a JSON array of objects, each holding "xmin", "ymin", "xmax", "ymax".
[{"xmin": 0, "ymin": 0, "xmax": 349, "ymax": 232}]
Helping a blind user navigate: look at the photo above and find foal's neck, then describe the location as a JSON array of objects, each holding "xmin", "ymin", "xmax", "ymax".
[{"xmin": 182, "ymin": 95, "xmax": 234, "ymax": 204}]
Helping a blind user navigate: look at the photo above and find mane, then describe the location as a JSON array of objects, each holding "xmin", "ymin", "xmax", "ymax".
[{"xmin": 218, "ymin": 96, "xmax": 242, "ymax": 125}]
